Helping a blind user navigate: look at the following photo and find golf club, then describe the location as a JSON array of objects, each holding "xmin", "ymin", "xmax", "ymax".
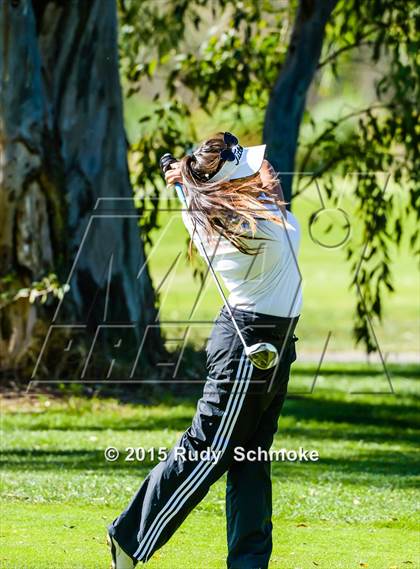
[{"xmin": 160, "ymin": 152, "xmax": 279, "ymax": 370}]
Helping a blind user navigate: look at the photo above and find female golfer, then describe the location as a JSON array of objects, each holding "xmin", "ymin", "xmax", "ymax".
[{"xmin": 108, "ymin": 132, "xmax": 302, "ymax": 568}]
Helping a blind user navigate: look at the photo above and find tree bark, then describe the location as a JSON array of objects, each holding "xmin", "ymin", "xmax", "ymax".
[
  {"xmin": 0, "ymin": 0, "xmax": 161, "ymax": 379},
  {"xmin": 263, "ymin": 0, "xmax": 339, "ymax": 204}
]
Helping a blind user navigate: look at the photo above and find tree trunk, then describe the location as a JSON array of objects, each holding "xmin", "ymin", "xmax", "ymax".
[
  {"xmin": 0, "ymin": 0, "xmax": 161, "ymax": 380},
  {"xmin": 263, "ymin": 0, "xmax": 339, "ymax": 204}
]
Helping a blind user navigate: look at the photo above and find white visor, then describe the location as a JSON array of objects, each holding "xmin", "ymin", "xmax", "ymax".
[{"xmin": 209, "ymin": 143, "xmax": 266, "ymax": 182}]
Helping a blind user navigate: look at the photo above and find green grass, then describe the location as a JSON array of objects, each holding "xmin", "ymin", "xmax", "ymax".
[
  {"xmin": 147, "ymin": 183, "xmax": 419, "ymax": 355},
  {"xmin": 1, "ymin": 366, "xmax": 419, "ymax": 568}
]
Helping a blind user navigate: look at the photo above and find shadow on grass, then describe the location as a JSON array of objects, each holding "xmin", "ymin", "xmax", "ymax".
[
  {"xmin": 1, "ymin": 447, "xmax": 419, "ymax": 486},
  {"xmin": 283, "ymin": 396, "xmax": 419, "ymax": 430},
  {"xmin": 0, "ymin": 448, "xmax": 152, "ymax": 476},
  {"xmin": 281, "ymin": 424, "xmax": 420, "ymax": 446},
  {"xmin": 270, "ymin": 451, "xmax": 420, "ymax": 483},
  {"xmin": 9, "ymin": 392, "xmax": 419, "ymax": 434},
  {"xmin": 292, "ymin": 363, "xmax": 420, "ymax": 378}
]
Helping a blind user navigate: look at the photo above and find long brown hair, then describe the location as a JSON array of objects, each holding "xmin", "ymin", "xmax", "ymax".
[{"xmin": 180, "ymin": 132, "xmax": 286, "ymax": 255}]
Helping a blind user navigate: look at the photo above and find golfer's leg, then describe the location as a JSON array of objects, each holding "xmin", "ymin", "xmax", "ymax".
[
  {"xmin": 226, "ymin": 342, "xmax": 296, "ymax": 569},
  {"xmin": 108, "ymin": 335, "xmax": 263, "ymax": 563},
  {"xmin": 226, "ymin": 463, "xmax": 272, "ymax": 569}
]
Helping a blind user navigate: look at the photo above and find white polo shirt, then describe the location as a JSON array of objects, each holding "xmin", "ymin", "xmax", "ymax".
[{"xmin": 182, "ymin": 197, "xmax": 302, "ymax": 318}]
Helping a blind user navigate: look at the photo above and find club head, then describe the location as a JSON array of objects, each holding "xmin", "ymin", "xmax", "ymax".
[{"xmin": 246, "ymin": 342, "xmax": 279, "ymax": 370}]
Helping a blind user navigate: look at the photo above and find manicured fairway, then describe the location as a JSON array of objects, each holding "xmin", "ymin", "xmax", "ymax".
[
  {"xmin": 1, "ymin": 364, "xmax": 419, "ymax": 568},
  {"xmin": 1, "ymin": 502, "xmax": 417, "ymax": 569}
]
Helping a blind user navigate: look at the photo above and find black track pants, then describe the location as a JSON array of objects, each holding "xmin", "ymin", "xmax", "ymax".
[{"xmin": 108, "ymin": 306, "xmax": 299, "ymax": 567}]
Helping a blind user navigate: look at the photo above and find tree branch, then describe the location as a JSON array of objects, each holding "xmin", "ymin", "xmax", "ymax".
[
  {"xmin": 295, "ymin": 103, "xmax": 393, "ymax": 196},
  {"xmin": 317, "ymin": 40, "xmax": 374, "ymax": 69},
  {"xmin": 263, "ymin": 0, "xmax": 340, "ymax": 205}
]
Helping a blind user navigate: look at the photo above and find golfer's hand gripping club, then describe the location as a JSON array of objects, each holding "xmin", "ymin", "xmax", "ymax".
[
  {"xmin": 160, "ymin": 153, "xmax": 188, "ymax": 207},
  {"xmin": 159, "ymin": 152, "xmax": 279, "ymax": 370}
]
